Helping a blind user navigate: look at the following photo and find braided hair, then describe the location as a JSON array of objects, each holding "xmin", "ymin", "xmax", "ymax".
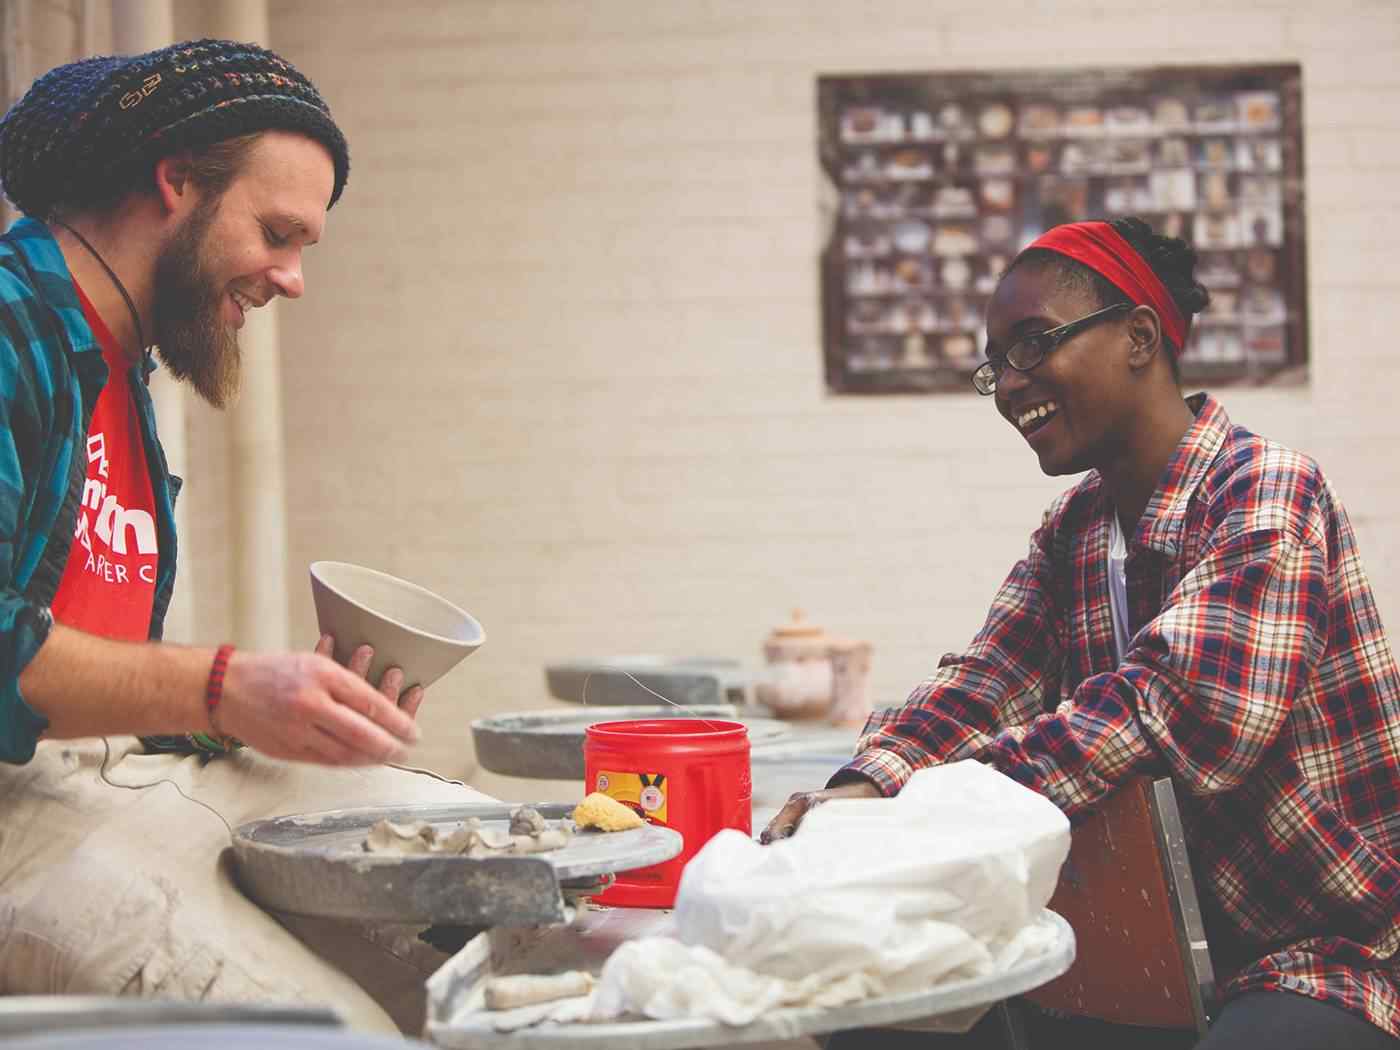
[{"xmin": 1008, "ymin": 216, "xmax": 1210, "ymax": 375}]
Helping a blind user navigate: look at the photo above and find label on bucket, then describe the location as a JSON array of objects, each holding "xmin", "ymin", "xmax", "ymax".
[{"xmin": 593, "ymin": 769, "xmax": 669, "ymax": 824}]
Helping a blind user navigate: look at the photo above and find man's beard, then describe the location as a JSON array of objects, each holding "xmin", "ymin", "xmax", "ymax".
[{"xmin": 151, "ymin": 197, "xmax": 242, "ymax": 409}]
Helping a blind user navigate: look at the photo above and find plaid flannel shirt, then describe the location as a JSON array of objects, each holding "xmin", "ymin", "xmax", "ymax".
[
  {"xmin": 0, "ymin": 218, "xmax": 179, "ymax": 764},
  {"xmin": 841, "ymin": 393, "xmax": 1400, "ymax": 1036}
]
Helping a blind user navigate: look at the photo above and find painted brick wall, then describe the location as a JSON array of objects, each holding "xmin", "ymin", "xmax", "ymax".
[{"xmin": 254, "ymin": 0, "xmax": 1400, "ymax": 780}]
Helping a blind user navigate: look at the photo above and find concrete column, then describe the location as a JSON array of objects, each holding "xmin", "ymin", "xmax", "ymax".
[
  {"xmin": 0, "ymin": 1, "xmax": 33, "ymax": 232},
  {"xmin": 27, "ymin": 0, "xmax": 83, "ymax": 79},
  {"xmin": 110, "ymin": 0, "xmax": 171, "ymax": 49},
  {"xmin": 5, "ymin": 2, "xmax": 114, "ymax": 227},
  {"xmin": 110, "ymin": 0, "xmax": 195, "ymax": 644},
  {"xmin": 204, "ymin": 0, "xmax": 290, "ymax": 651},
  {"xmin": 77, "ymin": 0, "xmax": 108, "ymax": 55}
]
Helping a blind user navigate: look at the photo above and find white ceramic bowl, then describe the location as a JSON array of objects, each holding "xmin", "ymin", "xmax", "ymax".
[{"xmin": 309, "ymin": 561, "xmax": 484, "ymax": 690}]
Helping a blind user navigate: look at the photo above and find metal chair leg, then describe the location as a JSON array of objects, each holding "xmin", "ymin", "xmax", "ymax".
[{"xmin": 995, "ymin": 1000, "xmax": 1032, "ymax": 1050}]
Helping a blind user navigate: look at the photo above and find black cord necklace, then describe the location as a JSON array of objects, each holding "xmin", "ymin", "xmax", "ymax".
[{"xmin": 53, "ymin": 219, "xmax": 149, "ymax": 361}]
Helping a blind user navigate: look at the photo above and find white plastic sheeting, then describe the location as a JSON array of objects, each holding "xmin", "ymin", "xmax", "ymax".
[{"xmin": 591, "ymin": 761, "xmax": 1071, "ymax": 1025}]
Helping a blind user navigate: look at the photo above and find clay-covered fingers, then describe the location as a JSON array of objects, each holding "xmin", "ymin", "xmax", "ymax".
[
  {"xmin": 759, "ymin": 780, "xmax": 885, "ymax": 844},
  {"xmin": 368, "ymin": 660, "xmax": 426, "ymax": 719},
  {"xmin": 348, "ymin": 643, "xmax": 374, "ymax": 679},
  {"xmin": 377, "ymin": 665, "xmax": 405, "ymax": 704},
  {"xmin": 337, "ymin": 643, "xmax": 421, "ymax": 714},
  {"xmin": 760, "ymin": 792, "xmax": 819, "ymax": 844},
  {"xmin": 398, "ymin": 684, "xmax": 426, "ymax": 719}
]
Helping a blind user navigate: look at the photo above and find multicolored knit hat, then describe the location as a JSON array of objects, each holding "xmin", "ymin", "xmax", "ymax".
[{"xmin": 0, "ymin": 38, "xmax": 349, "ymax": 219}]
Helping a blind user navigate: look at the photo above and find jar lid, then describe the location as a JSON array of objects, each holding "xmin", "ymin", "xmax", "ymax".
[{"xmin": 768, "ymin": 609, "xmax": 827, "ymax": 642}]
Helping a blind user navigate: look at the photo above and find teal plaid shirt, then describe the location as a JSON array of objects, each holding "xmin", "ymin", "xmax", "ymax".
[{"xmin": 0, "ymin": 217, "xmax": 179, "ymax": 763}]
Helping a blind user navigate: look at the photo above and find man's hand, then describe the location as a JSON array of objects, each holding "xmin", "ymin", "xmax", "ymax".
[
  {"xmin": 217, "ymin": 649, "xmax": 420, "ymax": 765},
  {"xmin": 315, "ymin": 635, "xmax": 426, "ymax": 719},
  {"xmin": 16, "ymin": 623, "xmax": 422, "ymax": 764},
  {"xmin": 759, "ymin": 780, "xmax": 883, "ymax": 843}
]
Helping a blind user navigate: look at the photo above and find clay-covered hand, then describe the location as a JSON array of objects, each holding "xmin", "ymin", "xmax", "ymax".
[
  {"xmin": 217, "ymin": 648, "xmax": 421, "ymax": 765},
  {"xmin": 316, "ymin": 634, "xmax": 426, "ymax": 719},
  {"xmin": 759, "ymin": 779, "xmax": 883, "ymax": 843}
]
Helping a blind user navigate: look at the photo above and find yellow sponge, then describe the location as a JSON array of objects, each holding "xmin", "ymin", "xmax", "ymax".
[{"xmin": 572, "ymin": 792, "xmax": 644, "ymax": 832}]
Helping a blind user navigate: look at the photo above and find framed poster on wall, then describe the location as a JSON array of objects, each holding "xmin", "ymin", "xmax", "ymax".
[{"xmin": 818, "ymin": 64, "xmax": 1307, "ymax": 395}]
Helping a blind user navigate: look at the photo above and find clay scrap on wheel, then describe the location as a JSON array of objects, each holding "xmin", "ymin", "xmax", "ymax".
[{"xmin": 363, "ymin": 805, "xmax": 572, "ymax": 856}]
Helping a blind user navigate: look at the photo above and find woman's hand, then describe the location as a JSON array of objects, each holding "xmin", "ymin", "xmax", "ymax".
[{"xmin": 759, "ymin": 779, "xmax": 883, "ymax": 843}]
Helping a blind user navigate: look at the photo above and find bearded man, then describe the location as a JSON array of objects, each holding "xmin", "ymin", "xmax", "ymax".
[{"xmin": 0, "ymin": 40, "xmax": 490, "ymax": 1033}]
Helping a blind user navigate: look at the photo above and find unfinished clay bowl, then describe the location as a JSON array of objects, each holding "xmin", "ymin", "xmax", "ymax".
[{"xmin": 309, "ymin": 561, "xmax": 484, "ymax": 690}]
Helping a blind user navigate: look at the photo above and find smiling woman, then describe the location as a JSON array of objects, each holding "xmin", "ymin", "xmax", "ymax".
[
  {"xmin": 973, "ymin": 300, "xmax": 1131, "ymax": 396},
  {"xmin": 768, "ymin": 221, "xmax": 1400, "ymax": 1047},
  {"xmin": 980, "ymin": 219, "xmax": 1206, "ymax": 522}
]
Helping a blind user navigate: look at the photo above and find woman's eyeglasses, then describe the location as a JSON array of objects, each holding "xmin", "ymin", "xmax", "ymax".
[{"xmin": 971, "ymin": 302, "xmax": 1132, "ymax": 395}]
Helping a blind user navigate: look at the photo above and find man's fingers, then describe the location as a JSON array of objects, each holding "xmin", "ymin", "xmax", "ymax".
[
  {"xmin": 378, "ymin": 666, "xmax": 405, "ymax": 703},
  {"xmin": 371, "ymin": 689, "xmax": 420, "ymax": 744},
  {"xmin": 400, "ymin": 685, "xmax": 425, "ymax": 718},
  {"xmin": 303, "ymin": 724, "xmax": 364, "ymax": 766},
  {"xmin": 324, "ymin": 662, "xmax": 418, "ymax": 742},
  {"xmin": 326, "ymin": 669, "xmax": 419, "ymax": 747},
  {"xmin": 348, "ymin": 644, "xmax": 374, "ymax": 679},
  {"xmin": 317, "ymin": 701, "xmax": 412, "ymax": 764},
  {"xmin": 314, "ymin": 634, "xmax": 335, "ymax": 658}
]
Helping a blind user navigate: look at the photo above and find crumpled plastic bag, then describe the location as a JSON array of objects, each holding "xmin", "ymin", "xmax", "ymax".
[
  {"xmin": 592, "ymin": 938, "xmax": 876, "ymax": 1025},
  {"xmin": 486, "ymin": 993, "xmax": 596, "ymax": 1032},
  {"xmin": 591, "ymin": 760, "xmax": 1070, "ymax": 1025}
]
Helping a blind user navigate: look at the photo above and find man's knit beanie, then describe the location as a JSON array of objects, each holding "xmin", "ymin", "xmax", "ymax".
[{"xmin": 0, "ymin": 38, "xmax": 349, "ymax": 219}]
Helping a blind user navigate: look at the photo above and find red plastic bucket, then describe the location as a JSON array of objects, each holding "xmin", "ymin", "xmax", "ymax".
[{"xmin": 583, "ymin": 718, "xmax": 751, "ymax": 908}]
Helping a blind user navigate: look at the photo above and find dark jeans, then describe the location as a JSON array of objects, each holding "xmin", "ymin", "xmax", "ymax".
[{"xmin": 821, "ymin": 991, "xmax": 1397, "ymax": 1049}]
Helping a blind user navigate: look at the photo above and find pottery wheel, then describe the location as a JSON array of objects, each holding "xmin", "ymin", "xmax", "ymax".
[
  {"xmin": 470, "ymin": 706, "xmax": 793, "ymax": 780},
  {"xmin": 425, "ymin": 910, "xmax": 1076, "ymax": 1050},
  {"xmin": 232, "ymin": 802, "xmax": 682, "ymax": 926},
  {"xmin": 544, "ymin": 657, "xmax": 750, "ymax": 706}
]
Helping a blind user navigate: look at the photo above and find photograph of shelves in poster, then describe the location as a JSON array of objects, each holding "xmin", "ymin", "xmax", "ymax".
[{"xmin": 819, "ymin": 64, "xmax": 1306, "ymax": 395}]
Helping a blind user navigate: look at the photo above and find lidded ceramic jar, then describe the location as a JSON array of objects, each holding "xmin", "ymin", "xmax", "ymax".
[{"xmin": 755, "ymin": 610, "xmax": 835, "ymax": 719}]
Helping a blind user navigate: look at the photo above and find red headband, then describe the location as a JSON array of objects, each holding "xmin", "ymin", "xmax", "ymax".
[{"xmin": 1021, "ymin": 221, "xmax": 1190, "ymax": 351}]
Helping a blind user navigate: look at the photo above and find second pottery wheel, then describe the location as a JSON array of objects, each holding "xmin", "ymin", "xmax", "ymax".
[
  {"xmin": 233, "ymin": 802, "xmax": 682, "ymax": 926},
  {"xmin": 471, "ymin": 706, "xmax": 791, "ymax": 780}
]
